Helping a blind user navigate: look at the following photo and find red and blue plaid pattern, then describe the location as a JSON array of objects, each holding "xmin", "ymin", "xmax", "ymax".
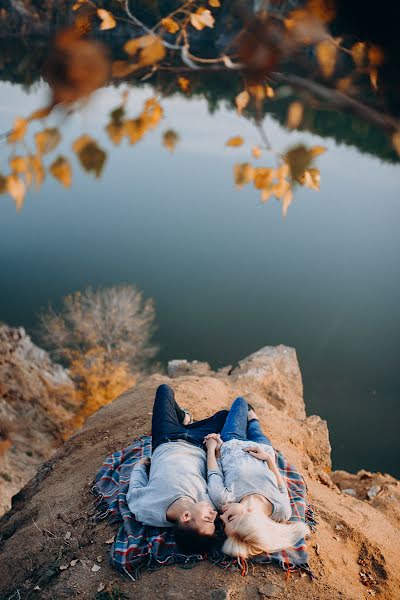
[{"xmin": 92, "ymin": 435, "xmax": 316, "ymax": 579}]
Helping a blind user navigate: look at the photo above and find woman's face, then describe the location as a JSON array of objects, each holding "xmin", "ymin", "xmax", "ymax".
[{"xmin": 220, "ymin": 503, "xmax": 251, "ymax": 535}]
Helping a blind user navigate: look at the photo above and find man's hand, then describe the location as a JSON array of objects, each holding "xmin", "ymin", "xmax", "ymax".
[
  {"xmin": 138, "ymin": 457, "xmax": 151, "ymax": 466},
  {"xmin": 243, "ymin": 446, "xmax": 274, "ymax": 462},
  {"xmin": 204, "ymin": 433, "xmax": 222, "ymax": 452}
]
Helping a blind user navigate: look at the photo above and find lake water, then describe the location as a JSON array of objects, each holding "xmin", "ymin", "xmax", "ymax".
[{"xmin": 0, "ymin": 79, "xmax": 399, "ymax": 477}]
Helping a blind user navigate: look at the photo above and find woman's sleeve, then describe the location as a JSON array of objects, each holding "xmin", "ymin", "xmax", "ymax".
[
  {"xmin": 207, "ymin": 467, "xmax": 234, "ymax": 511},
  {"xmin": 272, "ymin": 488, "xmax": 292, "ymax": 522}
]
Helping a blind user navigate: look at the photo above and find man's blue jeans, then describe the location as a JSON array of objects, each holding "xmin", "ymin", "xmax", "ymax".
[
  {"xmin": 152, "ymin": 384, "xmax": 229, "ymax": 451},
  {"xmin": 220, "ymin": 396, "xmax": 272, "ymax": 446}
]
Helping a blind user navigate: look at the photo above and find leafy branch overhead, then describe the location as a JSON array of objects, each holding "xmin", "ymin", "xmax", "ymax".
[{"xmin": 1, "ymin": 0, "xmax": 399, "ymax": 213}]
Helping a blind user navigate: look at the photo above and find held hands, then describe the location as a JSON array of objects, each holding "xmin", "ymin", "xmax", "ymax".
[
  {"xmin": 243, "ymin": 446, "xmax": 275, "ymax": 462},
  {"xmin": 138, "ymin": 457, "xmax": 151, "ymax": 466},
  {"xmin": 204, "ymin": 433, "xmax": 223, "ymax": 452}
]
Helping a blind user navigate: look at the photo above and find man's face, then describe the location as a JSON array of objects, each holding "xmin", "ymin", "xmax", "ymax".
[{"xmin": 188, "ymin": 501, "xmax": 217, "ymax": 535}]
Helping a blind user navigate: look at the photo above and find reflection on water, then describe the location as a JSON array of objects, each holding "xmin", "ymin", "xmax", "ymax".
[{"xmin": 0, "ymin": 76, "xmax": 399, "ymax": 477}]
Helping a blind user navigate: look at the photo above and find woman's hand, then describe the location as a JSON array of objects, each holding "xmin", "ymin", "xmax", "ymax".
[
  {"xmin": 243, "ymin": 447, "xmax": 274, "ymax": 462},
  {"xmin": 138, "ymin": 457, "xmax": 151, "ymax": 466}
]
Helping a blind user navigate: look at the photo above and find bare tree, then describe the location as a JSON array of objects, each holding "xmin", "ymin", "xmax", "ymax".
[{"xmin": 40, "ymin": 284, "xmax": 158, "ymax": 372}]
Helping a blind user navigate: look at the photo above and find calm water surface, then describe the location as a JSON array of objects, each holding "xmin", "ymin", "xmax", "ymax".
[{"xmin": 0, "ymin": 80, "xmax": 399, "ymax": 477}]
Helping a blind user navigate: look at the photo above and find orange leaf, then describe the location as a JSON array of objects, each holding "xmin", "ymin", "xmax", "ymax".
[
  {"xmin": 209, "ymin": 0, "xmax": 220, "ymax": 6},
  {"xmin": 6, "ymin": 174, "xmax": 26, "ymax": 211},
  {"xmin": 226, "ymin": 136, "xmax": 244, "ymax": 147},
  {"xmin": 233, "ymin": 163, "xmax": 254, "ymax": 187},
  {"xmin": 251, "ymin": 146, "xmax": 261, "ymax": 159},
  {"xmin": 7, "ymin": 118, "xmax": 27, "ymax": 144},
  {"xmin": 235, "ymin": 90, "xmax": 250, "ymax": 114},
  {"xmin": 310, "ymin": 145, "xmax": 326, "ymax": 158},
  {"xmin": 50, "ymin": 156, "xmax": 72, "ymax": 188},
  {"xmin": 97, "ymin": 9, "xmax": 116, "ymax": 31},
  {"xmin": 368, "ymin": 45, "xmax": 384, "ymax": 67},
  {"xmin": 253, "ymin": 167, "xmax": 273, "ymax": 189},
  {"xmin": 161, "ymin": 17, "xmax": 179, "ymax": 33},
  {"xmin": 162, "ymin": 129, "xmax": 179, "ymax": 152},
  {"xmin": 316, "ymin": 39, "xmax": 337, "ymax": 78},
  {"xmin": 369, "ymin": 68, "xmax": 378, "ymax": 91},
  {"xmin": 392, "ymin": 131, "xmax": 400, "ymax": 157},
  {"xmin": 178, "ymin": 77, "xmax": 190, "ymax": 93},
  {"xmin": 28, "ymin": 106, "xmax": 53, "ymax": 121},
  {"xmin": 287, "ymin": 101, "xmax": 303, "ymax": 129},
  {"xmin": 35, "ymin": 128, "xmax": 61, "ymax": 155},
  {"xmin": 351, "ymin": 42, "xmax": 366, "ymax": 67}
]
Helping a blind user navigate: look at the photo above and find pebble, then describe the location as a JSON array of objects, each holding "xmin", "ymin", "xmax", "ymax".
[{"xmin": 342, "ymin": 488, "xmax": 357, "ymax": 496}]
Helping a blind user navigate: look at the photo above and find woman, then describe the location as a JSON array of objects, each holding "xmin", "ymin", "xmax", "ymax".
[{"xmin": 205, "ymin": 397, "xmax": 309, "ymax": 559}]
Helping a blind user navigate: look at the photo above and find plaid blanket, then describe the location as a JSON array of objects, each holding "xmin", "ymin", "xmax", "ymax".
[{"xmin": 92, "ymin": 435, "xmax": 316, "ymax": 580}]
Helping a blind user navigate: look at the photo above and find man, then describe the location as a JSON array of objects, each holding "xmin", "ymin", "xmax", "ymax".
[{"xmin": 126, "ymin": 384, "xmax": 228, "ymax": 554}]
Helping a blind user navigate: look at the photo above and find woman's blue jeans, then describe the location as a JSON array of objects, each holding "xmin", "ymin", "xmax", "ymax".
[
  {"xmin": 220, "ymin": 396, "xmax": 272, "ymax": 446},
  {"xmin": 151, "ymin": 384, "xmax": 229, "ymax": 451}
]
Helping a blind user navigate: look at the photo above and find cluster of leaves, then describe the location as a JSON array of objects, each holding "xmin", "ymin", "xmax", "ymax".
[
  {"xmin": 233, "ymin": 143, "xmax": 325, "ymax": 217},
  {"xmin": 40, "ymin": 285, "xmax": 158, "ymax": 427}
]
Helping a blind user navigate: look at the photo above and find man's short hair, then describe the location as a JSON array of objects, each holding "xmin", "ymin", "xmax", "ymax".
[{"xmin": 174, "ymin": 522, "xmax": 217, "ymax": 555}]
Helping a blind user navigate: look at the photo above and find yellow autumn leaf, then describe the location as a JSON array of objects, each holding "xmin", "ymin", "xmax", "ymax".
[
  {"xmin": 392, "ymin": 131, "xmax": 400, "ymax": 157},
  {"xmin": 282, "ymin": 189, "xmax": 293, "ymax": 218},
  {"xmin": 111, "ymin": 61, "xmax": 137, "ymax": 78},
  {"xmin": 235, "ymin": 90, "xmax": 250, "ymax": 114},
  {"xmin": 72, "ymin": 136, "xmax": 107, "ymax": 178},
  {"xmin": 300, "ymin": 168, "xmax": 320, "ymax": 191},
  {"xmin": 226, "ymin": 136, "xmax": 244, "ymax": 147},
  {"xmin": 161, "ymin": 17, "xmax": 179, "ymax": 33},
  {"xmin": 368, "ymin": 45, "xmax": 384, "ymax": 66},
  {"xmin": 252, "ymin": 146, "xmax": 262, "ymax": 159},
  {"xmin": 106, "ymin": 122, "xmax": 126, "ymax": 145},
  {"xmin": 310, "ymin": 145, "xmax": 327, "ymax": 158},
  {"xmin": 124, "ymin": 35, "xmax": 155, "ymax": 56},
  {"xmin": 7, "ymin": 174, "xmax": 25, "ymax": 212},
  {"xmin": 138, "ymin": 37, "xmax": 165, "ymax": 68},
  {"xmin": 265, "ymin": 85, "xmax": 275, "ymax": 98},
  {"xmin": 316, "ymin": 39, "xmax": 337, "ymax": 78},
  {"xmin": 253, "ymin": 167, "xmax": 274, "ymax": 190},
  {"xmin": 190, "ymin": 8, "xmax": 215, "ymax": 30},
  {"xmin": 287, "ymin": 101, "xmax": 304, "ymax": 129},
  {"xmin": 178, "ymin": 77, "xmax": 190, "ymax": 93},
  {"xmin": 248, "ymin": 85, "xmax": 265, "ymax": 101},
  {"xmin": 369, "ymin": 68, "xmax": 378, "ymax": 91},
  {"xmin": 97, "ymin": 9, "xmax": 116, "ymax": 31},
  {"xmin": 28, "ymin": 106, "xmax": 53, "ymax": 121},
  {"xmin": 143, "ymin": 97, "xmax": 164, "ymax": 129},
  {"xmin": 162, "ymin": 129, "xmax": 179, "ymax": 152},
  {"xmin": 350, "ymin": 42, "xmax": 366, "ymax": 67},
  {"xmin": 125, "ymin": 118, "xmax": 147, "ymax": 145},
  {"xmin": 272, "ymin": 178, "xmax": 290, "ymax": 200},
  {"xmin": 233, "ymin": 163, "xmax": 254, "ymax": 187},
  {"xmin": 209, "ymin": 0, "xmax": 220, "ymax": 6},
  {"xmin": 7, "ymin": 118, "xmax": 27, "ymax": 144},
  {"xmin": 9, "ymin": 156, "xmax": 28, "ymax": 174},
  {"xmin": 72, "ymin": 0, "xmax": 86, "ymax": 9},
  {"xmin": 29, "ymin": 155, "xmax": 45, "ymax": 188},
  {"xmin": 35, "ymin": 128, "xmax": 61, "ymax": 155},
  {"xmin": 50, "ymin": 156, "xmax": 72, "ymax": 188},
  {"xmin": 260, "ymin": 187, "xmax": 273, "ymax": 203},
  {"xmin": 276, "ymin": 163, "xmax": 289, "ymax": 180}
]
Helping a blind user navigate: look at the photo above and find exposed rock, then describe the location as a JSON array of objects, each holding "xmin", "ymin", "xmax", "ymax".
[
  {"xmin": 0, "ymin": 324, "xmax": 77, "ymax": 515},
  {"xmin": 230, "ymin": 345, "xmax": 306, "ymax": 419},
  {"xmin": 332, "ymin": 469, "xmax": 400, "ymax": 529},
  {"xmin": 167, "ymin": 359, "xmax": 212, "ymax": 378},
  {"xmin": 0, "ymin": 345, "xmax": 399, "ymax": 600}
]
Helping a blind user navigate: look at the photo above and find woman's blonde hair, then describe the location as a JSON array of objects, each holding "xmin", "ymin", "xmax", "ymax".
[{"xmin": 222, "ymin": 511, "xmax": 310, "ymax": 559}]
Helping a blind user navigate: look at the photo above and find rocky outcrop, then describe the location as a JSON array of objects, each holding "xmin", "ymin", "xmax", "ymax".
[
  {"xmin": 0, "ymin": 344, "xmax": 399, "ymax": 600},
  {"xmin": 0, "ymin": 324, "xmax": 77, "ymax": 515}
]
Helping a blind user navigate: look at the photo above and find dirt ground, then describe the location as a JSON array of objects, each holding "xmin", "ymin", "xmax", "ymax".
[{"xmin": 0, "ymin": 360, "xmax": 399, "ymax": 600}]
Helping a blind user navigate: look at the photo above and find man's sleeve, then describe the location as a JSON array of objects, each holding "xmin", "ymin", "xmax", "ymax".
[
  {"xmin": 207, "ymin": 466, "xmax": 234, "ymax": 511},
  {"xmin": 126, "ymin": 463, "xmax": 148, "ymax": 508}
]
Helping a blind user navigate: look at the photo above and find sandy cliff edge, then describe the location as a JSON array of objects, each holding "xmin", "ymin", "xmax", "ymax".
[{"xmin": 0, "ymin": 345, "xmax": 399, "ymax": 600}]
